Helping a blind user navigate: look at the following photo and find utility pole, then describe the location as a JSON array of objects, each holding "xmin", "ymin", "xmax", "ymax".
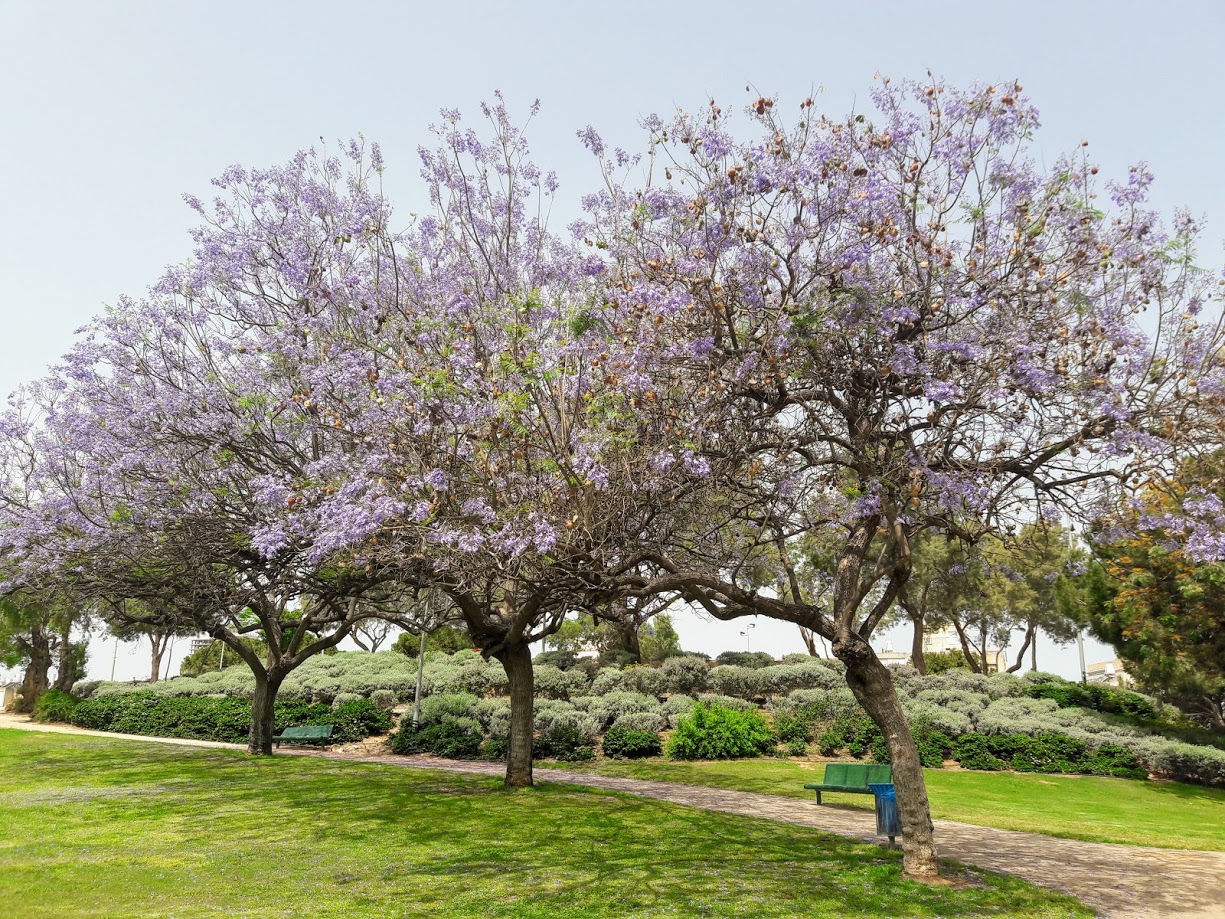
[
  {"xmin": 110, "ymin": 639, "xmax": 118, "ymax": 682},
  {"xmin": 1076, "ymin": 630, "xmax": 1088, "ymax": 685}
]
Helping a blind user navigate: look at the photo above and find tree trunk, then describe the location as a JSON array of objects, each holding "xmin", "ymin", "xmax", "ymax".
[
  {"xmin": 1007, "ymin": 622, "xmax": 1036, "ymax": 674},
  {"xmin": 248, "ymin": 670, "xmax": 283, "ymax": 755},
  {"xmin": 909, "ymin": 611, "xmax": 927, "ymax": 675},
  {"xmin": 19, "ymin": 633, "xmax": 52, "ymax": 713},
  {"xmin": 799, "ymin": 626, "xmax": 823, "ymax": 657},
  {"xmin": 616, "ymin": 619, "xmax": 642, "ymax": 664},
  {"xmin": 950, "ymin": 618, "xmax": 983, "ymax": 673},
  {"xmin": 495, "ymin": 641, "xmax": 535, "ymax": 787},
  {"xmin": 149, "ymin": 638, "xmax": 166, "ymax": 684},
  {"xmin": 835, "ymin": 636, "xmax": 940, "ymax": 878}
]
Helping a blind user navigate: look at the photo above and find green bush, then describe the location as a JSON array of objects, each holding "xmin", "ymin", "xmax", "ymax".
[
  {"xmin": 536, "ymin": 724, "xmax": 595, "ymax": 761},
  {"xmin": 68, "ymin": 692, "xmax": 387, "ymax": 744},
  {"xmin": 1084, "ymin": 743, "xmax": 1148, "ymax": 780},
  {"xmin": 784, "ymin": 737, "xmax": 809, "ymax": 757},
  {"xmin": 330, "ymin": 698, "xmax": 394, "ymax": 741},
  {"xmin": 912, "ymin": 726, "xmax": 953, "ymax": 768},
  {"xmin": 772, "ymin": 711, "xmax": 811, "ymax": 746},
  {"xmin": 31, "ymin": 689, "xmax": 79, "ymax": 724},
  {"xmin": 389, "ymin": 718, "xmax": 482, "ymax": 758},
  {"xmin": 602, "ymin": 725, "xmax": 662, "ymax": 759},
  {"xmin": 666, "ymin": 703, "xmax": 776, "ymax": 760},
  {"xmin": 1024, "ymin": 680, "xmax": 1157, "ymax": 719},
  {"xmin": 952, "ymin": 733, "xmax": 1006, "ymax": 771},
  {"xmin": 478, "ymin": 736, "xmax": 508, "ymax": 761}
]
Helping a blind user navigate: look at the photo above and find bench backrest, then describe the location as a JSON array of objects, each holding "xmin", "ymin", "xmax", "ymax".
[
  {"xmin": 822, "ymin": 763, "xmax": 893, "ymax": 787},
  {"xmin": 822, "ymin": 763, "xmax": 850, "ymax": 786},
  {"xmin": 281, "ymin": 725, "xmax": 333, "ymax": 739}
]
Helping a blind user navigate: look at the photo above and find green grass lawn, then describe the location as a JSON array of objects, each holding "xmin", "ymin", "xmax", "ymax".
[
  {"xmin": 539, "ymin": 758, "xmax": 1225, "ymax": 851},
  {"xmin": 0, "ymin": 730, "xmax": 1091, "ymax": 919}
]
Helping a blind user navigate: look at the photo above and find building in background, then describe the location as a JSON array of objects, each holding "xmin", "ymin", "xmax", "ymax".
[
  {"xmin": 1086, "ymin": 658, "xmax": 1133, "ymax": 688},
  {"xmin": 923, "ymin": 627, "xmax": 1008, "ymax": 674}
]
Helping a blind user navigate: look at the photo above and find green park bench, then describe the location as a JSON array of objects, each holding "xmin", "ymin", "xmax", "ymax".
[
  {"xmin": 272, "ymin": 725, "xmax": 334, "ymax": 748},
  {"xmin": 803, "ymin": 763, "xmax": 892, "ymax": 804}
]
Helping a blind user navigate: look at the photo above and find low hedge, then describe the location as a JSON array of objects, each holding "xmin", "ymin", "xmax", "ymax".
[{"xmin": 69, "ymin": 693, "xmax": 391, "ymax": 744}]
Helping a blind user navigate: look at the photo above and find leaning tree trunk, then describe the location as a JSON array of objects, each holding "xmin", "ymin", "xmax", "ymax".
[
  {"xmin": 908, "ymin": 610, "xmax": 927, "ymax": 675},
  {"xmin": 248, "ymin": 670, "xmax": 284, "ymax": 755},
  {"xmin": 835, "ymin": 636, "xmax": 939, "ymax": 878},
  {"xmin": 494, "ymin": 641, "xmax": 535, "ymax": 788}
]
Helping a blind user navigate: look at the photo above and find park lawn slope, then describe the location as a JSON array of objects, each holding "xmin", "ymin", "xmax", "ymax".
[
  {"xmin": 539, "ymin": 758, "xmax": 1225, "ymax": 851},
  {"xmin": 0, "ymin": 730, "xmax": 1090, "ymax": 919}
]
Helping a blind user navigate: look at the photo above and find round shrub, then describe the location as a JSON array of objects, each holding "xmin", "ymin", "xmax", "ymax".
[
  {"xmin": 760, "ymin": 662, "xmax": 842, "ymax": 695},
  {"xmin": 661, "ymin": 694, "xmax": 696, "ymax": 727},
  {"xmin": 536, "ymin": 724, "xmax": 595, "ymax": 761},
  {"xmin": 418, "ymin": 693, "xmax": 480, "ymax": 726},
  {"xmin": 71, "ymin": 680, "xmax": 101, "ymax": 700},
  {"xmin": 611, "ymin": 711, "xmax": 666, "ymax": 733},
  {"xmin": 32, "ymin": 689, "xmax": 79, "ymax": 723},
  {"xmin": 623, "ymin": 666, "xmax": 665, "ymax": 697},
  {"xmin": 707, "ymin": 666, "xmax": 764, "ymax": 700},
  {"xmin": 332, "ymin": 692, "xmax": 362, "ymax": 709},
  {"xmin": 533, "ymin": 664, "xmax": 580, "ymax": 700},
  {"xmin": 590, "ymin": 669, "xmax": 631, "ymax": 696},
  {"xmin": 586, "ymin": 692, "xmax": 663, "ymax": 729},
  {"xmin": 657, "ymin": 655, "xmax": 710, "ymax": 695},
  {"xmin": 901, "ymin": 700, "xmax": 972, "ymax": 737},
  {"xmin": 534, "ymin": 700, "xmax": 601, "ymax": 741},
  {"xmin": 666, "ymin": 703, "xmax": 776, "ymax": 760},
  {"xmin": 914, "ymin": 688, "xmax": 989, "ymax": 717},
  {"xmin": 695, "ymin": 693, "xmax": 755, "ymax": 713},
  {"xmin": 603, "ymin": 724, "xmax": 662, "ymax": 759},
  {"xmin": 370, "ymin": 689, "xmax": 397, "ymax": 711},
  {"xmin": 474, "ymin": 698, "xmax": 511, "ymax": 736}
]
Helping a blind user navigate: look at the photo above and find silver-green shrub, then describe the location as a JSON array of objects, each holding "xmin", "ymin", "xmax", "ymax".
[{"xmin": 707, "ymin": 666, "xmax": 763, "ymax": 699}]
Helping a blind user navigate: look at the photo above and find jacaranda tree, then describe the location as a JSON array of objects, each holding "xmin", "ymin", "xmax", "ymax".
[{"xmin": 577, "ymin": 77, "xmax": 1225, "ymax": 876}]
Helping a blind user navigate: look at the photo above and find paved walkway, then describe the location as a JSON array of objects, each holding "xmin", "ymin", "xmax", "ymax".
[{"xmin": 3, "ymin": 714, "xmax": 1223, "ymax": 919}]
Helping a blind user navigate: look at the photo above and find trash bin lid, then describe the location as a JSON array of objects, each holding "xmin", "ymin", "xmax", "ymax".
[{"xmin": 867, "ymin": 782, "xmax": 896, "ymax": 797}]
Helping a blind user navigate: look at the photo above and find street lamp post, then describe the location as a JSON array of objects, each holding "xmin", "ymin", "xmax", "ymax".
[{"xmin": 740, "ymin": 622, "xmax": 756, "ymax": 653}]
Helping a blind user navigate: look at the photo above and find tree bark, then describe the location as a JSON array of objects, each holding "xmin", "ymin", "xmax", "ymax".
[
  {"xmin": 835, "ymin": 636, "xmax": 939, "ymax": 878},
  {"xmin": 19, "ymin": 633, "xmax": 52, "ymax": 713},
  {"xmin": 248, "ymin": 670, "xmax": 283, "ymax": 755},
  {"xmin": 495, "ymin": 641, "xmax": 535, "ymax": 788},
  {"xmin": 613, "ymin": 618, "xmax": 642, "ymax": 663},
  {"xmin": 909, "ymin": 610, "xmax": 927, "ymax": 675},
  {"xmin": 950, "ymin": 618, "xmax": 983, "ymax": 673},
  {"xmin": 1007, "ymin": 622, "xmax": 1035, "ymax": 674},
  {"xmin": 149, "ymin": 637, "xmax": 166, "ymax": 684}
]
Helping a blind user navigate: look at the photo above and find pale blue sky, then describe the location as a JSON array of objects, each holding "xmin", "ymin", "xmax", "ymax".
[{"xmin": 2, "ymin": 0, "xmax": 1221, "ymax": 679}]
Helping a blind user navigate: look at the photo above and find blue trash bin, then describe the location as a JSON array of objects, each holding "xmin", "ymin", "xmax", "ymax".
[{"xmin": 867, "ymin": 782, "xmax": 901, "ymax": 845}]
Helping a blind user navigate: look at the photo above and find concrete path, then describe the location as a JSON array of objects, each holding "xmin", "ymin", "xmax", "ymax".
[{"xmin": 3, "ymin": 714, "xmax": 1222, "ymax": 919}]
